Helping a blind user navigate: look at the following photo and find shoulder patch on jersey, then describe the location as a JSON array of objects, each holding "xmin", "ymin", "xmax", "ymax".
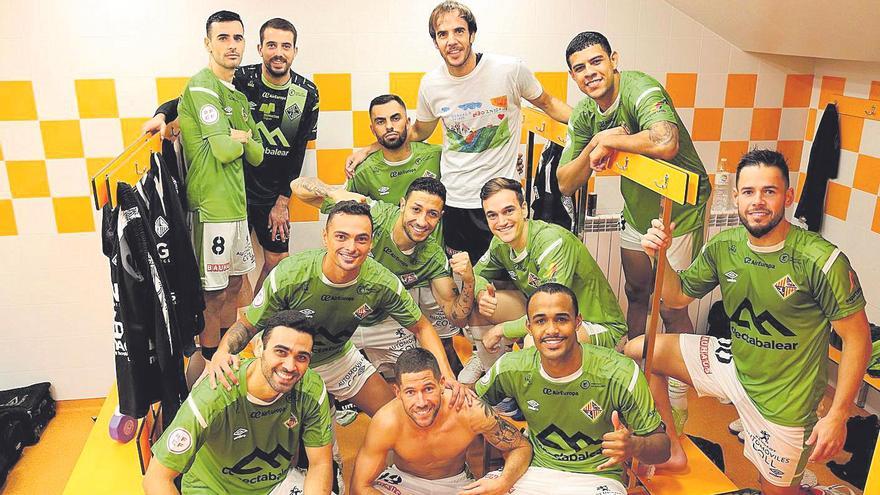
[
  {"xmin": 167, "ymin": 427, "xmax": 193, "ymax": 454},
  {"xmin": 773, "ymin": 274, "xmax": 798, "ymax": 300},
  {"xmin": 199, "ymin": 104, "xmax": 219, "ymax": 124}
]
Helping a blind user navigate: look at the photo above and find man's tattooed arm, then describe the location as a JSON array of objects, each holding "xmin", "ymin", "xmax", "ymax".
[{"xmin": 648, "ymin": 120, "xmax": 678, "ymax": 147}]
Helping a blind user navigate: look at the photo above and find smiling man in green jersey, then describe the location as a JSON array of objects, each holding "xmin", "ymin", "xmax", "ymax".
[
  {"xmin": 177, "ymin": 10, "xmax": 264, "ymax": 375},
  {"xmin": 477, "ymin": 284, "xmax": 669, "ymax": 495},
  {"xmin": 292, "ymin": 176, "xmax": 473, "ymax": 376},
  {"xmin": 208, "ymin": 200, "xmax": 470, "ymax": 418},
  {"xmin": 627, "ymin": 150, "xmax": 871, "ymax": 492},
  {"xmin": 556, "ymin": 31, "xmax": 711, "ymax": 343},
  {"xmin": 462, "ymin": 178, "xmax": 627, "ymax": 384},
  {"xmin": 144, "ymin": 310, "xmax": 333, "ymax": 495},
  {"xmin": 346, "ymin": 94, "xmax": 442, "ymax": 205}
]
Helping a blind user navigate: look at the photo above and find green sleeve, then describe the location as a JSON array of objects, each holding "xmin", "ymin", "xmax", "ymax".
[
  {"xmin": 614, "ymin": 359, "xmax": 663, "ymax": 436},
  {"xmin": 425, "ymin": 248, "xmax": 452, "ymax": 280},
  {"xmin": 678, "ymin": 242, "xmax": 720, "ymax": 299},
  {"xmin": 184, "ymin": 86, "xmax": 229, "ymax": 140},
  {"xmin": 245, "ymin": 268, "xmax": 287, "ymax": 329},
  {"xmin": 207, "ymin": 134, "xmax": 244, "ymax": 164},
  {"xmin": 151, "ymin": 389, "xmax": 209, "ymax": 473},
  {"xmin": 633, "ymin": 86, "xmax": 677, "ymax": 131},
  {"xmin": 386, "ymin": 278, "xmax": 422, "ymax": 328},
  {"xmin": 300, "ymin": 377, "xmax": 333, "ymax": 448},
  {"xmin": 812, "ymin": 251, "xmax": 866, "ymax": 321},
  {"xmin": 559, "ymin": 107, "xmax": 592, "ymax": 166},
  {"xmin": 473, "ymin": 246, "xmax": 508, "ymax": 292},
  {"xmin": 502, "ymin": 316, "xmax": 528, "ymax": 339},
  {"xmin": 474, "ymin": 354, "xmax": 512, "ymax": 405},
  {"xmin": 243, "ymin": 117, "xmax": 264, "ymax": 166}
]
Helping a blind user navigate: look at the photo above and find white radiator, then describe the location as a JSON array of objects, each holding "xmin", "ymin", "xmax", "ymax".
[{"xmin": 578, "ymin": 211, "xmax": 739, "ymax": 335}]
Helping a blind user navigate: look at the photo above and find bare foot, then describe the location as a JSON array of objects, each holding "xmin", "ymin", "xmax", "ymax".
[{"xmin": 654, "ymin": 438, "xmax": 688, "ymax": 472}]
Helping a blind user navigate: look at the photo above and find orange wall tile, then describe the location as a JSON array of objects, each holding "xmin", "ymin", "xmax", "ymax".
[
  {"xmin": 870, "ymin": 81, "xmax": 880, "ymax": 101},
  {"xmin": 75, "ymin": 79, "xmax": 118, "ymax": 118},
  {"xmin": 853, "ymin": 154, "xmax": 880, "ymax": 194},
  {"xmin": 0, "ymin": 81, "xmax": 38, "ymax": 120},
  {"xmin": 691, "ymin": 108, "xmax": 723, "ymax": 141},
  {"xmin": 155, "ymin": 77, "xmax": 189, "ymax": 106},
  {"xmin": 750, "ymin": 108, "xmax": 781, "ymax": 140},
  {"xmin": 665, "ymin": 73, "xmax": 697, "ymax": 108},
  {"xmin": 290, "ymin": 195, "xmax": 319, "ymax": 223},
  {"xmin": 352, "ymin": 111, "xmax": 373, "ymax": 148},
  {"xmin": 535, "ymin": 72, "xmax": 568, "ymax": 103},
  {"xmin": 776, "ymin": 140, "xmax": 804, "ymax": 172},
  {"xmin": 0, "ymin": 200, "xmax": 16, "ymax": 236},
  {"xmin": 782, "ymin": 74, "xmax": 813, "ymax": 108},
  {"xmin": 389, "ymin": 72, "xmax": 425, "ymax": 109},
  {"xmin": 121, "ymin": 118, "xmax": 147, "ymax": 146},
  {"xmin": 805, "ymin": 108, "xmax": 817, "ymax": 141},
  {"xmin": 725, "ymin": 74, "xmax": 757, "ymax": 108},
  {"xmin": 718, "ymin": 141, "xmax": 749, "ymax": 170},
  {"xmin": 7, "ymin": 160, "xmax": 50, "ymax": 198},
  {"xmin": 823, "ymin": 181, "xmax": 850, "ymax": 221},
  {"xmin": 873, "ymin": 197, "xmax": 880, "ymax": 234},
  {"xmin": 40, "ymin": 120, "xmax": 84, "ymax": 159},
  {"xmin": 819, "ymin": 76, "xmax": 846, "ymax": 109},
  {"xmin": 795, "ymin": 171, "xmax": 806, "ymax": 202},
  {"xmin": 426, "ymin": 122, "xmax": 443, "ymax": 145},
  {"xmin": 53, "ymin": 197, "xmax": 95, "ymax": 233},
  {"xmin": 313, "ymin": 74, "xmax": 352, "ymax": 111},
  {"xmin": 839, "ymin": 114, "xmax": 863, "ymax": 153},
  {"xmin": 316, "ymin": 148, "xmax": 352, "ymax": 185}
]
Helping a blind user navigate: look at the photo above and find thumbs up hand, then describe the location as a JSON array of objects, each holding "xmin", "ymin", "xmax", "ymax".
[
  {"xmin": 598, "ymin": 411, "xmax": 640, "ymax": 470},
  {"xmin": 477, "ymin": 283, "xmax": 498, "ymax": 318}
]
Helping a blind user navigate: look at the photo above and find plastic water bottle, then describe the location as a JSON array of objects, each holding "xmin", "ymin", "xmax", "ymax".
[{"xmin": 712, "ymin": 158, "xmax": 733, "ymax": 212}]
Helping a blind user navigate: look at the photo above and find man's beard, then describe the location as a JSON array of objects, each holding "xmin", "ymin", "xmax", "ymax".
[
  {"xmin": 739, "ymin": 208, "xmax": 784, "ymax": 238},
  {"xmin": 264, "ymin": 57, "xmax": 290, "ymax": 77},
  {"xmin": 379, "ymin": 126, "xmax": 407, "ymax": 150}
]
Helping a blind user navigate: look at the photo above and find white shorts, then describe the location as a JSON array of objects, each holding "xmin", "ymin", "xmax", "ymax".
[
  {"xmin": 351, "ymin": 317, "xmax": 419, "ymax": 370},
  {"xmin": 618, "ymin": 220, "xmax": 697, "ymax": 271},
  {"xmin": 680, "ymin": 334, "xmax": 812, "ymax": 487},
  {"xmin": 267, "ymin": 467, "xmax": 338, "ymax": 495},
  {"xmin": 192, "ymin": 217, "xmax": 256, "ymax": 291},
  {"xmin": 311, "ymin": 345, "xmax": 378, "ymax": 401},
  {"xmin": 486, "ymin": 466, "xmax": 626, "ymax": 495},
  {"xmin": 373, "ymin": 465, "xmax": 474, "ymax": 495},
  {"xmin": 415, "ymin": 286, "xmax": 460, "ymax": 339}
]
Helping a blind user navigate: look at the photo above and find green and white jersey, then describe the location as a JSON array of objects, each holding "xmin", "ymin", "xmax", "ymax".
[
  {"xmin": 679, "ymin": 225, "xmax": 866, "ymax": 426},
  {"xmin": 560, "ymin": 71, "xmax": 710, "ymax": 235},
  {"xmin": 346, "ymin": 142, "xmax": 442, "ymax": 204},
  {"xmin": 179, "ymin": 67, "xmax": 262, "ymax": 222},
  {"xmin": 245, "ymin": 249, "xmax": 422, "ymax": 365},
  {"xmin": 474, "ymin": 220, "xmax": 626, "ymax": 347},
  {"xmin": 476, "ymin": 345, "xmax": 662, "ymax": 483},
  {"xmin": 151, "ymin": 359, "xmax": 332, "ymax": 494}
]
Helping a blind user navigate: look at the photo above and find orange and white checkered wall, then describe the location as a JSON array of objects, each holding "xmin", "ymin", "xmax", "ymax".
[{"xmin": 0, "ymin": 0, "xmax": 874, "ymax": 399}]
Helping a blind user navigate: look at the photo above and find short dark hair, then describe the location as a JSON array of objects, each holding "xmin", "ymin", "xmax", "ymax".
[
  {"xmin": 405, "ymin": 177, "xmax": 446, "ymax": 204},
  {"xmin": 736, "ymin": 148, "xmax": 790, "ymax": 188},
  {"xmin": 394, "ymin": 348, "xmax": 441, "ymax": 384},
  {"xmin": 326, "ymin": 200, "xmax": 373, "ymax": 227},
  {"xmin": 259, "ymin": 18, "xmax": 298, "ymax": 46},
  {"xmin": 526, "ymin": 283, "xmax": 579, "ymax": 315},
  {"xmin": 428, "ymin": 1, "xmax": 477, "ymax": 40},
  {"xmin": 258, "ymin": 310, "xmax": 317, "ymax": 347},
  {"xmin": 369, "ymin": 94, "xmax": 407, "ymax": 117},
  {"xmin": 206, "ymin": 10, "xmax": 243, "ymax": 37},
  {"xmin": 480, "ymin": 177, "xmax": 524, "ymax": 205},
  {"xmin": 565, "ymin": 31, "xmax": 613, "ymax": 68}
]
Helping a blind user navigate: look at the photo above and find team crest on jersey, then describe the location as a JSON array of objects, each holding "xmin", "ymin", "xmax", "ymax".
[
  {"xmin": 154, "ymin": 216, "xmax": 169, "ymax": 238},
  {"xmin": 199, "ymin": 104, "xmax": 219, "ymax": 124},
  {"xmin": 401, "ymin": 273, "xmax": 418, "ymax": 286},
  {"xmin": 232, "ymin": 427, "xmax": 248, "ymax": 440},
  {"xmin": 422, "ymin": 170, "xmax": 437, "ymax": 179},
  {"xmin": 378, "ymin": 186, "xmax": 390, "ymax": 196},
  {"xmin": 772, "ymin": 274, "xmax": 798, "ymax": 300},
  {"xmin": 527, "ymin": 400, "xmax": 540, "ymax": 411},
  {"xmin": 167, "ymin": 428, "xmax": 193, "ymax": 454},
  {"xmin": 527, "ymin": 272, "xmax": 541, "ymax": 288},
  {"xmin": 581, "ymin": 400, "xmax": 603, "ymax": 422},
  {"xmin": 724, "ymin": 270, "xmax": 737, "ymax": 283},
  {"xmin": 286, "ymin": 103, "xmax": 302, "ymax": 120},
  {"xmin": 353, "ymin": 303, "xmax": 373, "ymax": 320},
  {"xmin": 284, "ymin": 414, "xmax": 299, "ymax": 429}
]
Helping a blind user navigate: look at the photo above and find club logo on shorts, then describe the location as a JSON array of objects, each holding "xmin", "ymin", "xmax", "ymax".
[
  {"xmin": 773, "ymin": 274, "xmax": 798, "ymax": 300},
  {"xmin": 284, "ymin": 414, "xmax": 298, "ymax": 429},
  {"xmin": 400, "ymin": 273, "xmax": 418, "ymax": 286},
  {"xmin": 199, "ymin": 104, "xmax": 219, "ymax": 124},
  {"xmin": 527, "ymin": 272, "xmax": 541, "ymax": 288},
  {"xmin": 232, "ymin": 427, "xmax": 248, "ymax": 440},
  {"xmin": 353, "ymin": 303, "xmax": 373, "ymax": 320},
  {"xmin": 581, "ymin": 400, "xmax": 603, "ymax": 422},
  {"xmin": 527, "ymin": 400, "xmax": 540, "ymax": 411},
  {"xmin": 167, "ymin": 428, "xmax": 193, "ymax": 454},
  {"xmin": 154, "ymin": 216, "xmax": 169, "ymax": 238},
  {"xmin": 724, "ymin": 270, "xmax": 737, "ymax": 283}
]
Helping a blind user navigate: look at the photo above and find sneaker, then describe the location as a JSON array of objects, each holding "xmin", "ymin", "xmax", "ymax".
[
  {"xmin": 728, "ymin": 418, "xmax": 744, "ymax": 435},
  {"xmin": 802, "ymin": 485, "xmax": 855, "ymax": 495},
  {"xmin": 737, "ymin": 430, "xmax": 745, "ymax": 442},
  {"xmin": 671, "ymin": 407, "xmax": 688, "ymax": 435},
  {"xmin": 458, "ymin": 357, "xmax": 487, "ymax": 385},
  {"xmin": 493, "ymin": 397, "xmax": 524, "ymax": 421},
  {"xmin": 717, "ymin": 397, "xmax": 732, "ymax": 405},
  {"xmin": 334, "ymin": 400, "xmax": 360, "ymax": 427},
  {"xmin": 799, "ymin": 468, "xmax": 818, "ymax": 488}
]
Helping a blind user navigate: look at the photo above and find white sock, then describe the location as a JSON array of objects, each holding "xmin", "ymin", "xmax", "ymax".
[
  {"xmin": 468, "ymin": 325, "xmax": 506, "ymax": 368},
  {"xmin": 668, "ymin": 378, "xmax": 688, "ymax": 410}
]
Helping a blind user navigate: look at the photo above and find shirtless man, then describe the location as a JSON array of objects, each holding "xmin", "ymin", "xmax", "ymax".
[{"xmin": 351, "ymin": 348, "xmax": 532, "ymax": 495}]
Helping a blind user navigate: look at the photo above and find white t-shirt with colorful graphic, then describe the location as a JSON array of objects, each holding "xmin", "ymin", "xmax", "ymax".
[{"xmin": 416, "ymin": 53, "xmax": 543, "ymax": 208}]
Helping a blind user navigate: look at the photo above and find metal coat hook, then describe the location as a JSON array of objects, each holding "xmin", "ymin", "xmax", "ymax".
[
  {"xmin": 616, "ymin": 156, "xmax": 629, "ymax": 171},
  {"xmin": 867, "ymin": 104, "xmax": 877, "ymax": 116},
  {"xmin": 135, "ymin": 161, "xmax": 147, "ymax": 175},
  {"xmin": 654, "ymin": 174, "xmax": 669, "ymax": 190}
]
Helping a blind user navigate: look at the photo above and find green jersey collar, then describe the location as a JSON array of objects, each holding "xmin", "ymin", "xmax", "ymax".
[{"xmin": 261, "ymin": 71, "xmax": 292, "ymax": 90}]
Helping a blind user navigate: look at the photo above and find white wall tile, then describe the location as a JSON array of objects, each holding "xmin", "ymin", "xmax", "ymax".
[
  {"xmin": 80, "ymin": 118, "xmax": 124, "ymax": 158},
  {"xmin": 836, "ymin": 149, "xmax": 857, "ymax": 187},
  {"xmin": 861, "ymin": 119, "xmax": 880, "ymax": 157},
  {"xmin": 848, "ymin": 189, "xmax": 876, "ymax": 231},
  {"xmin": 666, "ymin": 37, "xmax": 700, "ymax": 73},
  {"xmin": 610, "ymin": 36, "xmax": 637, "ymax": 71},
  {"xmin": 606, "ymin": 0, "xmax": 639, "ymax": 38},
  {"xmin": 778, "ymin": 108, "xmax": 808, "ymax": 141},
  {"xmin": 749, "ymin": 140, "xmax": 777, "ymax": 151},
  {"xmin": 0, "ymin": 162, "xmax": 9, "ymax": 199},
  {"xmin": 698, "ymin": 35, "xmax": 731, "ymax": 74},
  {"xmin": 721, "ymin": 108, "xmax": 752, "ymax": 141},
  {"xmin": 695, "ymin": 73, "xmax": 726, "ymax": 107},
  {"xmin": 316, "ymin": 111, "xmax": 353, "ymax": 149},
  {"xmin": 46, "ymin": 158, "xmax": 89, "ymax": 197},
  {"xmin": 637, "ymin": 0, "xmax": 673, "ymax": 38},
  {"xmin": 570, "ymin": 0, "xmax": 607, "ymax": 33},
  {"xmin": 290, "ymin": 221, "xmax": 325, "ymax": 253},
  {"xmin": 676, "ymin": 107, "xmax": 694, "ymax": 131},
  {"xmin": 0, "ymin": 122, "xmax": 44, "ymax": 160},
  {"xmin": 302, "ymin": 150, "xmax": 318, "ymax": 177},
  {"xmin": 667, "ymin": 3, "xmax": 702, "ymax": 37},
  {"xmin": 693, "ymin": 141, "xmax": 720, "ymax": 168},
  {"xmin": 32, "ymin": 78, "xmax": 79, "ymax": 120},
  {"xmin": 351, "ymin": 73, "xmax": 391, "ymax": 111},
  {"xmin": 635, "ymin": 36, "xmax": 670, "ymax": 74},
  {"xmin": 594, "ymin": 175, "xmax": 623, "ymax": 212},
  {"xmin": 843, "ymin": 79, "xmax": 871, "ymax": 99},
  {"xmin": 12, "ymin": 199, "xmax": 55, "ymax": 235},
  {"xmin": 116, "ymin": 76, "xmax": 160, "ymax": 118},
  {"xmin": 755, "ymin": 65, "xmax": 786, "ymax": 108},
  {"xmin": 728, "ymin": 48, "xmax": 760, "ymax": 74}
]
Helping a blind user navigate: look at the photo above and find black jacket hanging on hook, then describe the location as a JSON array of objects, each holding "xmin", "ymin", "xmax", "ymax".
[{"xmin": 794, "ymin": 103, "xmax": 840, "ymax": 232}]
